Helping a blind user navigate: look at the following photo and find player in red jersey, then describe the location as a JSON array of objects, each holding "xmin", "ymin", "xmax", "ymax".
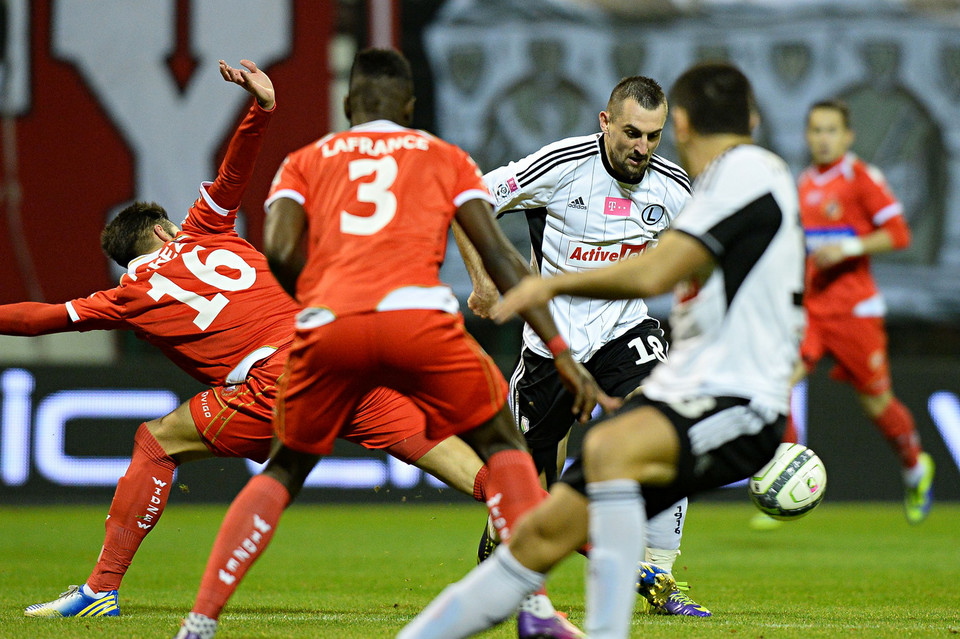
[
  {"xmin": 5, "ymin": 60, "xmax": 491, "ymax": 619},
  {"xmin": 172, "ymin": 49, "xmax": 611, "ymax": 639},
  {"xmin": 792, "ymin": 99, "xmax": 933, "ymax": 524}
]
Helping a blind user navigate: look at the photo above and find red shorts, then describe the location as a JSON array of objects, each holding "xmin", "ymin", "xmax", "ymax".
[
  {"xmin": 190, "ymin": 346, "xmax": 437, "ymax": 463},
  {"xmin": 800, "ymin": 314, "xmax": 891, "ymax": 396},
  {"xmin": 275, "ymin": 309, "xmax": 508, "ymax": 456}
]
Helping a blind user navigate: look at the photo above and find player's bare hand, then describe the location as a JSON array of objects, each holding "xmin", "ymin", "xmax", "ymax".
[
  {"xmin": 812, "ymin": 244, "xmax": 845, "ymax": 270},
  {"xmin": 493, "ymin": 275, "xmax": 553, "ymax": 324},
  {"xmin": 554, "ymin": 351, "xmax": 621, "ymax": 423},
  {"xmin": 467, "ymin": 285, "xmax": 499, "ymax": 319},
  {"xmin": 220, "ymin": 59, "xmax": 275, "ymax": 110}
]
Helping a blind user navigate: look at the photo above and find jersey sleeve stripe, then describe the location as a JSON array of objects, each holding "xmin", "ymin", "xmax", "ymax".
[
  {"xmin": 649, "ymin": 163, "xmax": 692, "ymax": 194},
  {"xmin": 872, "ymin": 201, "xmax": 904, "ymax": 225},
  {"xmin": 454, "ymin": 188, "xmax": 496, "ymax": 208},
  {"xmin": 199, "ymin": 181, "xmax": 231, "ymax": 216},
  {"xmin": 515, "ymin": 140, "xmax": 597, "ymax": 184},
  {"xmin": 65, "ymin": 301, "xmax": 80, "ymax": 323},
  {"xmin": 264, "ymin": 189, "xmax": 306, "ymax": 212},
  {"xmin": 649, "ymin": 156, "xmax": 691, "ymax": 188},
  {"xmin": 517, "ymin": 149, "xmax": 598, "ymax": 188}
]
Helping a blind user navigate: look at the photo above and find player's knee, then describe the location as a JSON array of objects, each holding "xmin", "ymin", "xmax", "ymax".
[
  {"xmin": 146, "ymin": 416, "xmax": 179, "ymax": 451},
  {"xmin": 582, "ymin": 424, "xmax": 630, "ymax": 482},
  {"xmin": 509, "ymin": 512, "xmax": 573, "ymax": 573}
]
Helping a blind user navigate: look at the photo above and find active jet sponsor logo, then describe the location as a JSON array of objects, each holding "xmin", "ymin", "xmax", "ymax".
[
  {"xmin": 604, "ymin": 196, "xmax": 631, "ymax": 216},
  {"xmin": 566, "ymin": 240, "xmax": 648, "ymax": 267},
  {"xmin": 568, "ymin": 196, "xmax": 587, "ymax": 210}
]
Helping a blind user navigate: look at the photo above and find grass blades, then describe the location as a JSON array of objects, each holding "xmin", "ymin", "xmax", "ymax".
[{"xmin": 1, "ymin": 501, "xmax": 958, "ymax": 638}]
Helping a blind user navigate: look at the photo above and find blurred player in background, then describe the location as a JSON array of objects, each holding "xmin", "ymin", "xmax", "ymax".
[
  {"xmin": 172, "ymin": 48, "xmax": 610, "ymax": 639},
  {"xmin": 775, "ymin": 99, "xmax": 933, "ymax": 526},
  {"xmin": 459, "ymin": 75, "xmax": 709, "ymax": 633},
  {"xmin": 399, "ymin": 61, "xmax": 804, "ymax": 639},
  {"xmin": 3, "ymin": 59, "xmax": 489, "ymax": 619}
]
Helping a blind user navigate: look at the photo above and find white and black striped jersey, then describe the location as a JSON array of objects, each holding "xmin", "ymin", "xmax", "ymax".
[
  {"xmin": 643, "ymin": 145, "xmax": 805, "ymax": 414},
  {"xmin": 484, "ymin": 133, "xmax": 691, "ymax": 361}
]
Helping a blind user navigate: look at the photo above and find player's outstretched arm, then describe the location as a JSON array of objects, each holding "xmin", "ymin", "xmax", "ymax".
[
  {"xmin": 455, "ymin": 198, "xmax": 619, "ymax": 421},
  {"xmin": 194, "ymin": 58, "xmax": 277, "ymax": 221},
  {"xmin": 219, "ymin": 59, "xmax": 275, "ymax": 110},
  {"xmin": 0, "ymin": 302, "xmax": 72, "ymax": 336}
]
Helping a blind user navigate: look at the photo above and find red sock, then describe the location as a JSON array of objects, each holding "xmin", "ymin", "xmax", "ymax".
[
  {"xmin": 483, "ymin": 450, "xmax": 544, "ymax": 544},
  {"xmin": 192, "ymin": 474, "xmax": 291, "ymax": 619},
  {"xmin": 86, "ymin": 424, "xmax": 177, "ymax": 593},
  {"xmin": 873, "ymin": 398, "xmax": 921, "ymax": 468},
  {"xmin": 782, "ymin": 413, "xmax": 797, "ymax": 443},
  {"xmin": 472, "ymin": 465, "xmax": 489, "ymax": 502}
]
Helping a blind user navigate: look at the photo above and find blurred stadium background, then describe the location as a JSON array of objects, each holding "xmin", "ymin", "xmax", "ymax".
[{"xmin": 0, "ymin": 0, "xmax": 958, "ymax": 507}]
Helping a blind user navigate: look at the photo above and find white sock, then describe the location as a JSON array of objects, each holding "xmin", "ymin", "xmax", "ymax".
[
  {"xmin": 645, "ymin": 497, "xmax": 686, "ymax": 574},
  {"xmin": 645, "ymin": 547, "xmax": 680, "ymax": 576},
  {"xmin": 902, "ymin": 458, "xmax": 925, "ymax": 488},
  {"xmin": 398, "ymin": 546, "xmax": 544, "ymax": 639},
  {"xmin": 585, "ymin": 479, "xmax": 645, "ymax": 639},
  {"xmin": 81, "ymin": 584, "xmax": 110, "ymax": 599},
  {"xmin": 518, "ymin": 593, "xmax": 557, "ymax": 618}
]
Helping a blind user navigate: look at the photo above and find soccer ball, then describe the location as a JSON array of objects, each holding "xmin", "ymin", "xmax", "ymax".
[{"xmin": 748, "ymin": 443, "xmax": 826, "ymax": 520}]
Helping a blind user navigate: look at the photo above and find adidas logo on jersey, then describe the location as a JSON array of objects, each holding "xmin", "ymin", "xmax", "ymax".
[{"xmin": 568, "ymin": 196, "xmax": 587, "ymax": 210}]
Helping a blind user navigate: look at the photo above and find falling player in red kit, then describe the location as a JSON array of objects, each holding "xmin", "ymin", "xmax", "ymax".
[
  {"xmin": 793, "ymin": 99, "xmax": 934, "ymax": 524},
  {"xmin": 5, "ymin": 59, "xmax": 490, "ymax": 619},
  {"xmin": 171, "ymin": 48, "xmax": 611, "ymax": 639}
]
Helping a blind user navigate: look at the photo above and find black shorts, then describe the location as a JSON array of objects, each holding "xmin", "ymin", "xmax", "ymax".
[
  {"xmin": 509, "ymin": 319, "xmax": 667, "ymax": 483},
  {"xmin": 558, "ymin": 393, "xmax": 786, "ymax": 519}
]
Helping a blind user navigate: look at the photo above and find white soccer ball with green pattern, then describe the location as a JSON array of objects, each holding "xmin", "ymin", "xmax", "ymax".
[{"xmin": 749, "ymin": 443, "xmax": 826, "ymax": 520}]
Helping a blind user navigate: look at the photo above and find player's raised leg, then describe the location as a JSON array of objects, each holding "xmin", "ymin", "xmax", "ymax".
[{"xmin": 25, "ymin": 401, "xmax": 207, "ymax": 618}]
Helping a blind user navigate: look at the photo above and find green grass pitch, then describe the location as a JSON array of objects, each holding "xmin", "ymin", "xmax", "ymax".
[{"xmin": 1, "ymin": 501, "xmax": 958, "ymax": 638}]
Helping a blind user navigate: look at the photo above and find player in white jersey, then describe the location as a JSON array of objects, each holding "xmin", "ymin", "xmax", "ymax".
[
  {"xmin": 399, "ymin": 62, "xmax": 804, "ymax": 639},
  {"xmin": 461, "ymin": 76, "xmax": 707, "ymax": 626}
]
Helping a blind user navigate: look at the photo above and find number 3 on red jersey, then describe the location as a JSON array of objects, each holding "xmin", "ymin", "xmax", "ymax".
[
  {"xmin": 146, "ymin": 245, "xmax": 256, "ymax": 330},
  {"xmin": 341, "ymin": 156, "xmax": 398, "ymax": 236}
]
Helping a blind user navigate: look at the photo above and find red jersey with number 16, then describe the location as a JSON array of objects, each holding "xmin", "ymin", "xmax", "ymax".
[
  {"xmin": 65, "ymin": 104, "xmax": 300, "ymax": 386},
  {"xmin": 266, "ymin": 120, "xmax": 493, "ymax": 316},
  {"xmin": 797, "ymin": 152, "xmax": 904, "ymax": 318}
]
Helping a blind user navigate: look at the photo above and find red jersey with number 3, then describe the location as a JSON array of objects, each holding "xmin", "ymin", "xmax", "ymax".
[
  {"xmin": 65, "ymin": 104, "xmax": 300, "ymax": 386},
  {"xmin": 266, "ymin": 120, "xmax": 493, "ymax": 315},
  {"xmin": 797, "ymin": 153, "xmax": 903, "ymax": 318}
]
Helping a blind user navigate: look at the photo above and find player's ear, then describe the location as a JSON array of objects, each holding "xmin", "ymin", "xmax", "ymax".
[
  {"xmin": 153, "ymin": 224, "xmax": 175, "ymax": 243},
  {"xmin": 599, "ymin": 110, "xmax": 610, "ymax": 134}
]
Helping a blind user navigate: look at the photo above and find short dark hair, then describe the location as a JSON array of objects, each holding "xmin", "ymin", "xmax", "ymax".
[
  {"xmin": 669, "ymin": 63, "xmax": 753, "ymax": 136},
  {"xmin": 607, "ymin": 75, "xmax": 666, "ymax": 117},
  {"xmin": 347, "ymin": 48, "xmax": 414, "ymax": 116},
  {"xmin": 101, "ymin": 201, "xmax": 173, "ymax": 267},
  {"xmin": 807, "ymin": 99, "xmax": 851, "ymax": 129}
]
